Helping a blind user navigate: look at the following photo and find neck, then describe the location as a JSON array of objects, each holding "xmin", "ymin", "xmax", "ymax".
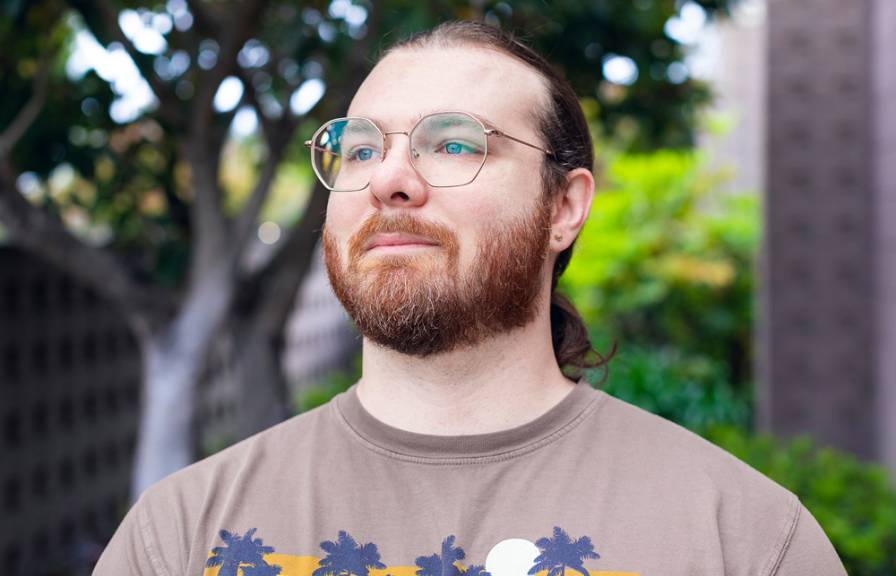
[{"xmin": 355, "ymin": 293, "xmax": 578, "ymax": 435}]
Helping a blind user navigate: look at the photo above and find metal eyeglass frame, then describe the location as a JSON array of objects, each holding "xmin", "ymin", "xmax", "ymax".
[{"xmin": 303, "ymin": 110, "xmax": 554, "ymax": 192}]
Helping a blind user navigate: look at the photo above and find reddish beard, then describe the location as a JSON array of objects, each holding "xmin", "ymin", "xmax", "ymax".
[{"xmin": 322, "ymin": 198, "xmax": 552, "ymax": 356}]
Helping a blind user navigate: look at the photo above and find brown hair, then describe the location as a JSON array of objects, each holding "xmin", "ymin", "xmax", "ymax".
[{"xmin": 385, "ymin": 20, "xmax": 616, "ymax": 382}]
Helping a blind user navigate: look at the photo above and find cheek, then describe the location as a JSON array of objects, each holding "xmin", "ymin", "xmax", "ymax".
[
  {"xmin": 325, "ymin": 194, "xmax": 367, "ymax": 248},
  {"xmin": 440, "ymin": 196, "xmax": 500, "ymax": 269},
  {"xmin": 462, "ymin": 168, "xmax": 543, "ymax": 228}
]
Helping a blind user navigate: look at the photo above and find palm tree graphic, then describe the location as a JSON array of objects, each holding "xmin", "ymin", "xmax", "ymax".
[
  {"xmin": 313, "ymin": 530, "xmax": 386, "ymax": 576},
  {"xmin": 529, "ymin": 527, "xmax": 599, "ymax": 576},
  {"xmin": 206, "ymin": 528, "xmax": 279, "ymax": 576},
  {"xmin": 415, "ymin": 535, "xmax": 466, "ymax": 576},
  {"xmin": 462, "ymin": 564, "xmax": 491, "ymax": 576}
]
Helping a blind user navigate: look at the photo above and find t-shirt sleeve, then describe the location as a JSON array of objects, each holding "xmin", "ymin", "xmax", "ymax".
[
  {"xmin": 772, "ymin": 503, "xmax": 847, "ymax": 576},
  {"xmin": 92, "ymin": 493, "xmax": 176, "ymax": 576}
]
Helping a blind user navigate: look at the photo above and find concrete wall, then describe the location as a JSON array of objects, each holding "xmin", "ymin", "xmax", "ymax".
[{"xmin": 762, "ymin": 0, "xmax": 895, "ymax": 471}]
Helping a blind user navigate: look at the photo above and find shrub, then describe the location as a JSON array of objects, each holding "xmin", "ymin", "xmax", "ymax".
[
  {"xmin": 561, "ymin": 150, "xmax": 759, "ymax": 388},
  {"xmin": 293, "ymin": 357, "xmax": 359, "ymax": 414},
  {"xmin": 585, "ymin": 344, "xmax": 751, "ymax": 433}
]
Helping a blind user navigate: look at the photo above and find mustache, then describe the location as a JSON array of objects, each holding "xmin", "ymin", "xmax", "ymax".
[{"xmin": 347, "ymin": 213, "xmax": 459, "ymax": 260}]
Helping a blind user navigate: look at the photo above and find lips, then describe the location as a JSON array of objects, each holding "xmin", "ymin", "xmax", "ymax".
[{"xmin": 364, "ymin": 232, "xmax": 440, "ymax": 251}]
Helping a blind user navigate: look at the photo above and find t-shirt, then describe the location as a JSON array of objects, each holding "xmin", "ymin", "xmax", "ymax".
[{"xmin": 93, "ymin": 381, "xmax": 847, "ymax": 576}]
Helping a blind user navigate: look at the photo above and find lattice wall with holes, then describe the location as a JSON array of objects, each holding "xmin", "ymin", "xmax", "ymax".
[{"xmin": 0, "ymin": 247, "xmax": 141, "ymax": 576}]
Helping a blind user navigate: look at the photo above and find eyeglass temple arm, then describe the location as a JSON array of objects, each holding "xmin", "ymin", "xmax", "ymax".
[
  {"xmin": 304, "ymin": 141, "xmax": 340, "ymax": 157},
  {"xmin": 485, "ymin": 129, "xmax": 553, "ymax": 157}
]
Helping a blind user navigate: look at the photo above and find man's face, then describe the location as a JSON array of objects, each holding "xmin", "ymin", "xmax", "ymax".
[{"xmin": 322, "ymin": 45, "xmax": 555, "ymax": 356}]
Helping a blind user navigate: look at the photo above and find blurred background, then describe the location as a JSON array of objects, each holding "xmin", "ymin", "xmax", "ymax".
[{"xmin": 1, "ymin": 0, "xmax": 895, "ymax": 574}]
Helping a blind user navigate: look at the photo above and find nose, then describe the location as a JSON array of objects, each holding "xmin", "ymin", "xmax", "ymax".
[{"xmin": 367, "ymin": 132, "xmax": 429, "ymax": 209}]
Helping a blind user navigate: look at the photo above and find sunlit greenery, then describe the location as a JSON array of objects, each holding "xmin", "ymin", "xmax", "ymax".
[{"xmin": 563, "ymin": 149, "xmax": 759, "ymax": 389}]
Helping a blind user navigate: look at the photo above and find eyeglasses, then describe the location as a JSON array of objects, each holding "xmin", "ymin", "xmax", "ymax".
[{"xmin": 304, "ymin": 111, "xmax": 553, "ymax": 192}]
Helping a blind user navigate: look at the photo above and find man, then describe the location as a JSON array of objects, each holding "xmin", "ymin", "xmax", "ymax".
[{"xmin": 94, "ymin": 21, "xmax": 847, "ymax": 576}]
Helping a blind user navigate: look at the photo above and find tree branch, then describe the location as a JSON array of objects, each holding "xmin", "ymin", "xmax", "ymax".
[
  {"xmin": 178, "ymin": 1, "xmax": 272, "ymax": 278},
  {"xmin": 0, "ymin": 58, "xmax": 50, "ymax": 156},
  {"xmin": 181, "ymin": 131, "xmax": 230, "ymax": 274},
  {"xmin": 70, "ymin": 0, "xmax": 184, "ymax": 129},
  {"xmin": 0, "ymin": 36, "xmax": 171, "ymax": 335},
  {"xmin": 0, "ymin": 167, "xmax": 163, "ymax": 335},
  {"xmin": 184, "ymin": 0, "xmax": 220, "ymax": 36},
  {"xmin": 238, "ymin": 180, "xmax": 329, "ymax": 335},
  {"xmin": 234, "ymin": 66, "xmax": 278, "ymax": 145},
  {"xmin": 229, "ymin": 68, "xmax": 302, "ymax": 258},
  {"xmin": 230, "ymin": 136, "xmax": 285, "ymax": 261},
  {"xmin": 238, "ymin": 0, "xmax": 383, "ymax": 337},
  {"xmin": 191, "ymin": 0, "xmax": 271, "ymax": 135}
]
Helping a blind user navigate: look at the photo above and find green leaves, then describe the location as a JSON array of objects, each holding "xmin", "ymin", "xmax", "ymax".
[
  {"xmin": 586, "ymin": 345, "xmax": 751, "ymax": 433},
  {"xmin": 562, "ymin": 148, "xmax": 759, "ymax": 388}
]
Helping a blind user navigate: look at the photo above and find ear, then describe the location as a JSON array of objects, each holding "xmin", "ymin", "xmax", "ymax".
[{"xmin": 549, "ymin": 167, "xmax": 595, "ymax": 254}]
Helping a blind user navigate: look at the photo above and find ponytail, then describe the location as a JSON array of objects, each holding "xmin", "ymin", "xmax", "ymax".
[{"xmin": 550, "ymin": 291, "xmax": 616, "ymax": 385}]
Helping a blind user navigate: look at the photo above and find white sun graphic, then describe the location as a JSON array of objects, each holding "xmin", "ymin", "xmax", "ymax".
[{"xmin": 484, "ymin": 538, "xmax": 541, "ymax": 576}]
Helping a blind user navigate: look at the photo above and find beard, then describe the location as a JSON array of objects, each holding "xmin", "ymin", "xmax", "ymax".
[{"xmin": 322, "ymin": 195, "xmax": 552, "ymax": 357}]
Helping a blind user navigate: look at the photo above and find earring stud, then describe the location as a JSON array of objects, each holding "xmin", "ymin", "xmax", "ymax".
[{"xmin": 553, "ymin": 233, "xmax": 563, "ymax": 241}]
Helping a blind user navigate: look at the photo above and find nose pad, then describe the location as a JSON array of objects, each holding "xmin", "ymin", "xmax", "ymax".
[{"xmin": 368, "ymin": 133, "xmax": 428, "ymax": 206}]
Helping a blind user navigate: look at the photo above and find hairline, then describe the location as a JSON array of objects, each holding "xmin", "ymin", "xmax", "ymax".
[{"xmin": 378, "ymin": 42, "xmax": 556, "ymax": 149}]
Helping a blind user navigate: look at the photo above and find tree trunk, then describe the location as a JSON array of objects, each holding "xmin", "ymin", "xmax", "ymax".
[
  {"xmin": 229, "ymin": 314, "xmax": 291, "ymax": 440},
  {"xmin": 218, "ymin": 187, "xmax": 332, "ymax": 442},
  {"xmin": 131, "ymin": 330, "xmax": 199, "ymax": 497},
  {"xmin": 130, "ymin": 272, "xmax": 233, "ymax": 499}
]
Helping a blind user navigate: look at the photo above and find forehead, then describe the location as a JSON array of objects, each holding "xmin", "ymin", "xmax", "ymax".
[{"xmin": 347, "ymin": 45, "xmax": 548, "ymax": 133}]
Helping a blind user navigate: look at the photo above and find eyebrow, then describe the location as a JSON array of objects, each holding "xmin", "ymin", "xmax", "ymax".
[{"xmin": 361, "ymin": 109, "xmax": 499, "ymax": 131}]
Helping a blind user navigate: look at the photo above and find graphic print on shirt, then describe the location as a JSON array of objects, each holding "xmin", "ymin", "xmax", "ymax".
[{"xmin": 203, "ymin": 526, "xmax": 638, "ymax": 576}]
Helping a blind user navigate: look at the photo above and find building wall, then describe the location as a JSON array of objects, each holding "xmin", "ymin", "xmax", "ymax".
[
  {"xmin": 282, "ymin": 242, "xmax": 360, "ymax": 392},
  {"xmin": 696, "ymin": 0, "xmax": 767, "ymax": 195},
  {"xmin": 762, "ymin": 0, "xmax": 892, "ymax": 467},
  {"xmin": 0, "ymin": 247, "xmax": 141, "ymax": 575}
]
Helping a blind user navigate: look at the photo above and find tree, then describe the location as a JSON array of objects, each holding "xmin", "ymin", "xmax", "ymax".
[
  {"xmin": 529, "ymin": 527, "xmax": 599, "ymax": 576},
  {"xmin": 415, "ymin": 535, "xmax": 466, "ymax": 576},
  {"xmin": 1, "ymin": 0, "xmax": 379, "ymax": 498},
  {"xmin": 0, "ymin": 0, "xmax": 738, "ymax": 500},
  {"xmin": 313, "ymin": 530, "xmax": 386, "ymax": 576},
  {"xmin": 243, "ymin": 564, "xmax": 284, "ymax": 576},
  {"xmin": 206, "ymin": 528, "xmax": 280, "ymax": 576}
]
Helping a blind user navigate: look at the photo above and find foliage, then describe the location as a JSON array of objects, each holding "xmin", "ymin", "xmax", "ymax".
[
  {"xmin": 293, "ymin": 356, "xmax": 360, "ymax": 414},
  {"xmin": 561, "ymin": 149, "xmax": 760, "ymax": 388},
  {"xmin": 377, "ymin": 0, "xmax": 740, "ymax": 150},
  {"xmin": 584, "ymin": 344, "xmax": 751, "ymax": 433},
  {"xmin": 705, "ymin": 426, "xmax": 896, "ymax": 576},
  {"xmin": 1, "ymin": 0, "xmax": 742, "ymax": 285}
]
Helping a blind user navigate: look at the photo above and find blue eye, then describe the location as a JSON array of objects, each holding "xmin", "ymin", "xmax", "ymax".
[
  {"xmin": 442, "ymin": 141, "xmax": 476, "ymax": 155},
  {"xmin": 349, "ymin": 147, "xmax": 376, "ymax": 161}
]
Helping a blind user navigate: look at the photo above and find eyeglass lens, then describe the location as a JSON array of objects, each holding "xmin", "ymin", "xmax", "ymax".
[{"xmin": 310, "ymin": 113, "xmax": 488, "ymax": 191}]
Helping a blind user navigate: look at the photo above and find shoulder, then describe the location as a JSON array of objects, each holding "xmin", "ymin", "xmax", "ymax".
[
  {"xmin": 133, "ymin": 398, "xmax": 337, "ymax": 535},
  {"xmin": 591, "ymin": 388, "xmax": 793, "ymax": 500},
  {"xmin": 93, "ymin": 400, "xmax": 337, "ymax": 575},
  {"xmin": 587, "ymin": 389, "xmax": 823, "ymax": 574}
]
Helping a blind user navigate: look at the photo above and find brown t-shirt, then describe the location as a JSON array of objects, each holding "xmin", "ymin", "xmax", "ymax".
[{"xmin": 93, "ymin": 381, "xmax": 846, "ymax": 576}]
